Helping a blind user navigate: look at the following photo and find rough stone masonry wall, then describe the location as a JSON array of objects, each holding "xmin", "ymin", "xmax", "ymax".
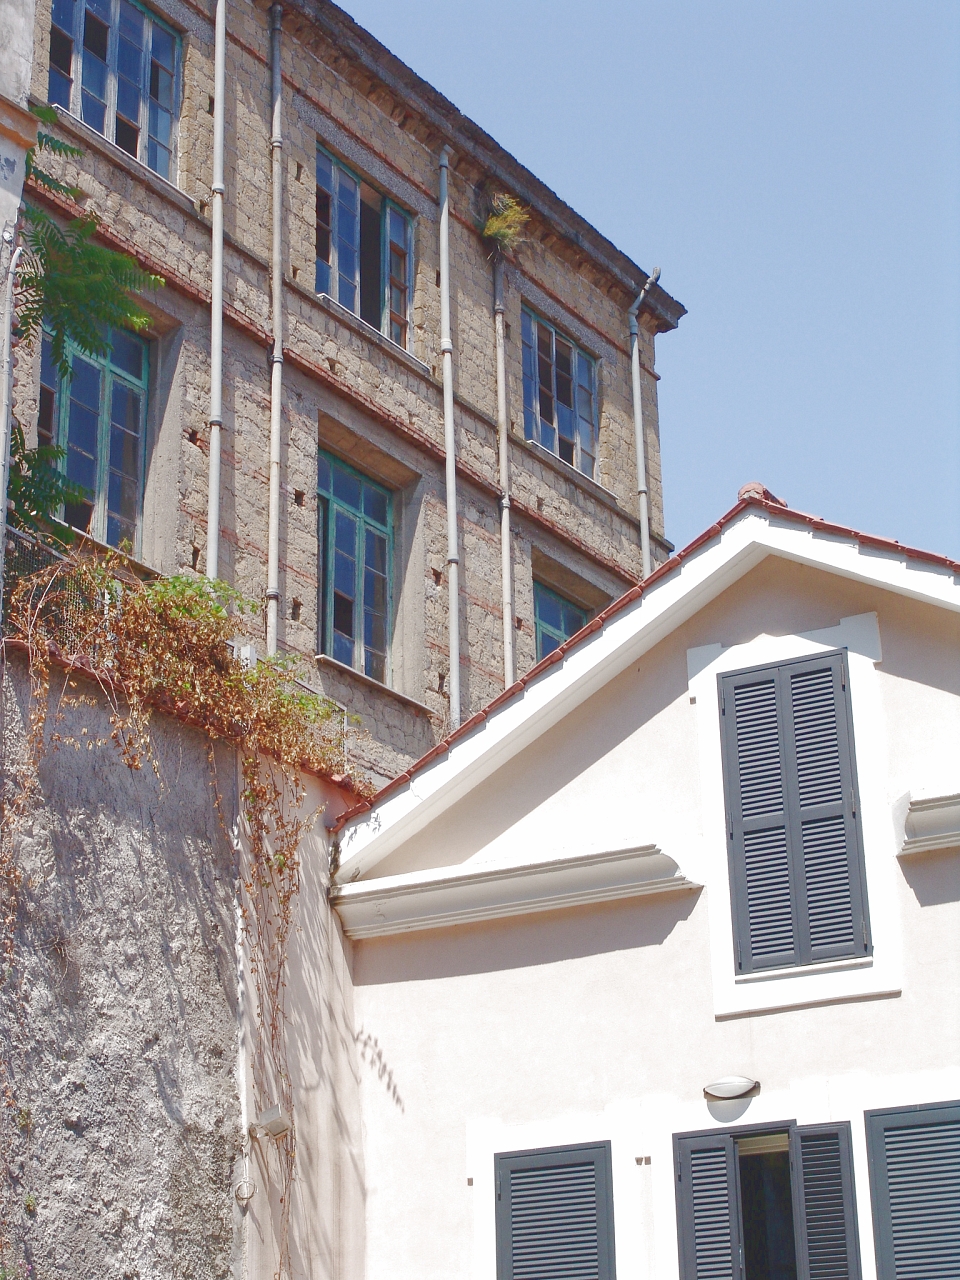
[
  {"xmin": 0, "ymin": 655, "xmax": 242, "ymax": 1279},
  {"xmin": 23, "ymin": 0, "xmax": 677, "ymax": 786}
]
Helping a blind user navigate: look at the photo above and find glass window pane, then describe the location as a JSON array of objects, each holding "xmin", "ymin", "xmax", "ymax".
[
  {"xmin": 119, "ymin": 1, "xmax": 143, "ymax": 43},
  {"xmin": 316, "ymin": 151, "xmax": 333, "ymax": 191},
  {"xmin": 110, "ymin": 425, "xmax": 139, "ymax": 477},
  {"xmin": 108, "ymin": 470, "xmax": 138, "ymax": 522},
  {"xmin": 333, "ymin": 549, "xmax": 355, "ymax": 599},
  {"xmin": 364, "ymin": 528, "xmax": 387, "ymax": 577},
  {"xmin": 334, "ymin": 507, "xmax": 357, "ymax": 554},
  {"xmin": 338, "ymin": 278, "xmax": 356, "ymax": 312},
  {"xmin": 150, "ymin": 61, "xmax": 173, "ymax": 111},
  {"xmin": 109, "ymin": 329, "xmax": 144, "ymax": 379},
  {"xmin": 118, "ymin": 40, "xmax": 142, "ymax": 86},
  {"xmin": 110, "ymin": 381, "xmax": 141, "ymax": 434},
  {"xmin": 317, "ymin": 454, "xmax": 331, "ymax": 493},
  {"xmin": 362, "ymin": 485, "xmax": 388, "ymax": 526},
  {"xmin": 52, "ymin": 0, "xmax": 75, "ymax": 32},
  {"xmin": 521, "ymin": 309, "xmax": 533, "ymax": 344},
  {"xmin": 148, "ymin": 98, "xmax": 172, "ymax": 145},
  {"xmin": 147, "ymin": 137, "xmax": 170, "ymax": 178},
  {"xmin": 81, "ymin": 91, "xmax": 106, "ymax": 132},
  {"xmin": 332, "ymin": 465, "xmax": 361, "ymax": 511},
  {"xmin": 66, "ymin": 444, "xmax": 97, "ymax": 493},
  {"xmin": 537, "ymin": 589, "xmax": 562, "ymax": 631},
  {"xmin": 70, "ymin": 355, "xmax": 101, "ymax": 410},
  {"xmin": 332, "ymin": 630, "xmax": 353, "ymax": 666},
  {"xmin": 388, "ymin": 208, "xmax": 406, "ymax": 247},
  {"xmin": 539, "ymin": 631, "xmax": 560, "ymax": 659},
  {"xmin": 107, "ymin": 514, "xmax": 136, "ymax": 548},
  {"xmin": 49, "ymin": 65, "xmax": 73, "ymax": 107},
  {"xmin": 151, "ymin": 25, "xmax": 175, "ymax": 71},
  {"xmin": 86, "ymin": 0, "xmax": 109, "ymax": 20}
]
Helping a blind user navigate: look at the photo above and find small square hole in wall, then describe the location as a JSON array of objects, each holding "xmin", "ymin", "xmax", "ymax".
[
  {"xmin": 291, "ymin": 599, "xmax": 302, "ymax": 622},
  {"xmin": 188, "ymin": 428, "xmax": 199, "ymax": 445},
  {"xmin": 504, "ymin": 322, "xmax": 511, "ymax": 340},
  {"xmin": 291, "ymin": 266, "xmax": 299, "ymax": 281},
  {"xmin": 295, "ymin": 161, "xmax": 303, "ymax": 182},
  {"xmin": 515, "ymin": 617, "xmax": 523, "ymax": 631},
  {"xmin": 207, "ymin": 95, "xmax": 214, "ymax": 115},
  {"xmin": 431, "ymin": 567, "xmax": 443, "ymax": 585},
  {"xmin": 191, "ymin": 546, "xmax": 201, "ymax": 571},
  {"xmin": 327, "ymin": 358, "xmax": 338, "ymax": 375},
  {"xmin": 435, "ymin": 269, "xmax": 441, "ymax": 288},
  {"xmin": 293, "ymin": 489, "xmax": 305, "ymax": 507},
  {"xmin": 466, "ymin": 1177, "xmax": 473, "ymax": 1186}
]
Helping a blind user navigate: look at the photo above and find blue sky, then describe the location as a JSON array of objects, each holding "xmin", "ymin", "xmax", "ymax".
[{"xmin": 342, "ymin": 0, "xmax": 960, "ymax": 557}]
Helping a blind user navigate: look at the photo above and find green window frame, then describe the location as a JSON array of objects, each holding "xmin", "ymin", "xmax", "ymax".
[
  {"xmin": 315, "ymin": 145, "xmax": 414, "ymax": 348},
  {"xmin": 317, "ymin": 452, "xmax": 392, "ymax": 683},
  {"xmin": 522, "ymin": 307, "xmax": 598, "ymax": 480},
  {"xmin": 47, "ymin": 0, "xmax": 180, "ymax": 180},
  {"xmin": 534, "ymin": 582, "xmax": 588, "ymax": 662},
  {"xmin": 38, "ymin": 328, "xmax": 150, "ymax": 552}
]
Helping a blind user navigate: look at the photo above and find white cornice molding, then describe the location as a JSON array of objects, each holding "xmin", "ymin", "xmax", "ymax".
[
  {"xmin": 331, "ymin": 845, "xmax": 698, "ymax": 939},
  {"xmin": 899, "ymin": 793, "xmax": 960, "ymax": 857},
  {"xmin": 336, "ymin": 510, "xmax": 960, "ymax": 884}
]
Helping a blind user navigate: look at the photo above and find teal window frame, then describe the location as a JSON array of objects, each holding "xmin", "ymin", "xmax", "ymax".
[
  {"xmin": 38, "ymin": 328, "xmax": 150, "ymax": 553},
  {"xmin": 521, "ymin": 307, "xmax": 598, "ymax": 480},
  {"xmin": 317, "ymin": 451, "xmax": 393, "ymax": 683},
  {"xmin": 315, "ymin": 144, "xmax": 414, "ymax": 348},
  {"xmin": 47, "ymin": 0, "xmax": 181, "ymax": 180},
  {"xmin": 534, "ymin": 582, "xmax": 588, "ymax": 662}
]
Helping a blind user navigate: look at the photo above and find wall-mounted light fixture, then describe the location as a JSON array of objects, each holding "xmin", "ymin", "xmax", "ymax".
[
  {"xmin": 250, "ymin": 1104, "xmax": 292, "ymax": 1139},
  {"xmin": 703, "ymin": 1076, "xmax": 760, "ymax": 1101}
]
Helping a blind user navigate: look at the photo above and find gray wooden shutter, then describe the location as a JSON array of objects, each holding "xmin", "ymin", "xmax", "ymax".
[
  {"xmin": 675, "ymin": 1132, "xmax": 742, "ymax": 1280},
  {"xmin": 792, "ymin": 1123, "xmax": 862, "ymax": 1280},
  {"xmin": 866, "ymin": 1101, "xmax": 960, "ymax": 1280},
  {"xmin": 495, "ymin": 1142, "xmax": 616, "ymax": 1280},
  {"xmin": 719, "ymin": 650, "xmax": 870, "ymax": 972}
]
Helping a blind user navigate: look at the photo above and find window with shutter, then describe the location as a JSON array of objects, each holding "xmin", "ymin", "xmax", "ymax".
[
  {"xmin": 495, "ymin": 1142, "xmax": 616, "ymax": 1280},
  {"xmin": 718, "ymin": 650, "xmax": 871, "ymax": 973},
  {"xmin": 865, "ymin": 1100, "xmax": 960, "ymax": 1280},
  {"xmin": 675, "ymin": 1123, "xmax": 861, "ymax": 1280}
]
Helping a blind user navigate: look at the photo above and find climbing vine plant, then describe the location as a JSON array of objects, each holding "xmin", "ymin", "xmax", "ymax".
[{"xmin": 0, "ymin": 548, "xmax": 365, "ymax": 1275}]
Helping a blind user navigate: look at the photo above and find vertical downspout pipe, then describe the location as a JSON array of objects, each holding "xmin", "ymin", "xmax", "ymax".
[
  {"xmin": 493, "ymin": 255, "xmax": 514, "ymax": 689},
  {"xmin": 265, "ymin": 3, "xmax": 283, "ymax": 655},
  {"xmin": 628, "ymin": 266, "xmax": 660, "ymax": 581},
  {"xmin": 0, "ymin": 243, "xmax": 24, "ymax": 637},
  {"xmin": 438, "ymin": 147, "xmax": 460, "ymax": 728},
  {"xmin": 205, "ymin": 0, "xmax": 226, "ymax": 581}
]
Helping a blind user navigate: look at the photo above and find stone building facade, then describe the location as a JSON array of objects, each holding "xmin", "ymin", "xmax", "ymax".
[{"xmin": 17, "ymin": 0, "xmax": 685, "ymax": 783}]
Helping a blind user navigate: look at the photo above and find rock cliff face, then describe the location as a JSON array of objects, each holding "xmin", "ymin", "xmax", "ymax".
[{"xmin": 1, "ymin": 655, "xmax": 242, "ymax": 1279}]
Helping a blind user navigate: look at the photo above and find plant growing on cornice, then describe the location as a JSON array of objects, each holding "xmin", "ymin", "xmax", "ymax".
[{"xmin": 481, "ymin": 192, "xmax": 530, "ymax": 256}]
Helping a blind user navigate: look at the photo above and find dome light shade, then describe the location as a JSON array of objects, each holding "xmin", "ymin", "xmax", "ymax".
[{"xmin": 704, "ymin": 1076, "xmax": 760, "ymax": 1101}]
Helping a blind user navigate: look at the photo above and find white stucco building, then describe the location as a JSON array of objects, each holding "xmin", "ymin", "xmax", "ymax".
[{"xmin": 305, "ymin": 486, "xmax": 959, "ymax": 1280}]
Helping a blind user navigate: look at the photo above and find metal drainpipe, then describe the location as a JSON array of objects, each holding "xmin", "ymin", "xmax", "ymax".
[
  {"xmin": 0, "ymin": 241, "xmax": 24, "ymax": 637},
  {"xmin": 205, "ymin": 0, "xmax": 226, "ymax": 581},
  {"xmin": 438, "ymin": 147, "xmax": 461, "ymax": 727},
  {"xmin": 628, "ymin": 266, "xmax": 660, "ymax": 580},
  {"xmin": 493, "ymin": 254, "xmax": 514, "ymax": 689},
  {"xmin": 265, "ymin": 3, "xmax": 283, "ymax": 655}
]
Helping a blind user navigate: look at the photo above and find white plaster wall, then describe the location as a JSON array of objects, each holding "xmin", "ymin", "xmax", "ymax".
[{"xmin": 345, "ymin": 556, "xmax": 960, "ymax": 1280}]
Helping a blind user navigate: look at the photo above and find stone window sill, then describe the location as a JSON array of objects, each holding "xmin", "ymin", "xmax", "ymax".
[
  {"xmin": 315, "ymin": 654, "xmax": 433, "ymax": 716},
  {"xmin": 313, "ymin": 292, "xmax": 431, "ymax": 378},
  {"xmin": 46, "ymin": 103, "xmax": 197, "ymax": 218}
]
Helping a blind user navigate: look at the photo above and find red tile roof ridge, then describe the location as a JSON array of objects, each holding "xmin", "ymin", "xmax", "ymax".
[{"xmin": 330, "ymin": 496, "xmax": 960, "ymax": 836}]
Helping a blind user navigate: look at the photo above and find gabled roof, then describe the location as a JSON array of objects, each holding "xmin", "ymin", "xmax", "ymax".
[{"xmin": 332, "ymin": 494, "xmax": 960, "ymax": 880}]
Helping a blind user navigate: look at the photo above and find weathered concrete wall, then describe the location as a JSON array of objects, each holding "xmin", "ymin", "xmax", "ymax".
[{"xmin": 0, "ymin": 655, "xmax": 242, "ymax": 1278}]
